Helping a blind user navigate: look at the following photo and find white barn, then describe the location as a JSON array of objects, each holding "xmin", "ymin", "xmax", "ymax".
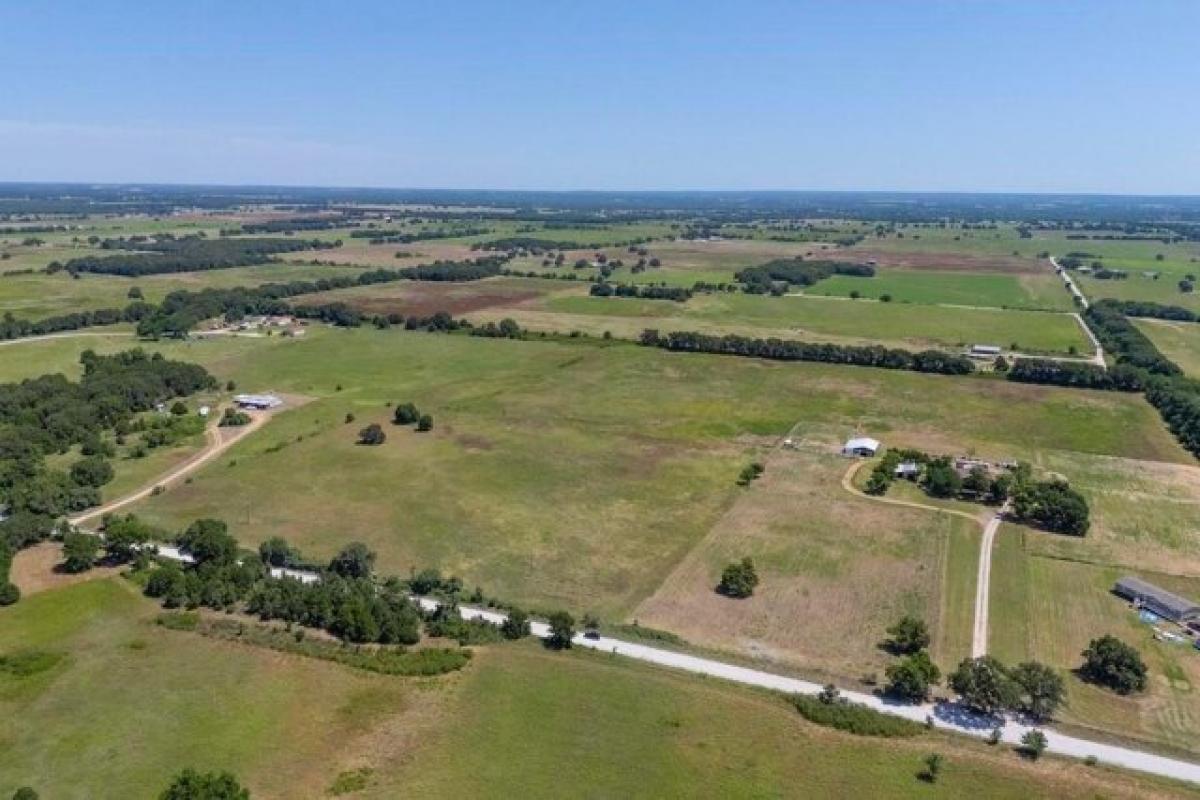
[{"xmin": 843, "ymin": 437, "xmax": 881, "ymax": 457}]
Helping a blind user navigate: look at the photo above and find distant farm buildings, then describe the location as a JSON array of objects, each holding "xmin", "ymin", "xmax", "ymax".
[
  {"xmin": 1114, "ymin": 576, "xmax": 1200, "ymax": 626},
  {"xmin": 969, "ymin": 344, "xmax": 1002, "ymax": 358},
  {"xmin": 234, "ymin": 393, "xmax": 283, "ymax": 410},
  {"xmin": 843, "ymin": 437, "xmax": 881, "ymax": 457}
]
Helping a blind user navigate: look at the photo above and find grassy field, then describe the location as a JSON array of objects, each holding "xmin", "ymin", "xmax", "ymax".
[
  {"xmin": 533, "ymin": 291, "xmax": 1090, "ymax": 354},
  {"xmin": 1137, "ymin": 318, "xmax": 1200, "ymax": 378},
  {"xmin": 0, "ymin": 579, "xmax": 439, "ymax": 799},
  {"xmin": 4, "ymin": 581, "xmax": 1195, "ymax": 799},
  {"xmin": 0, "ymin": 261, "xmax": 379, "ymax": 320},
  {"xmin": 390, "ymin": 644, "xmax": 1197, "ymax": 799},
  {"xmin": 807, "ymin": 269, "xmax": 1075, "ymax": 311},
  {"xmin": 989, "ymin": 527, "xmax": 1200, "ymax": 756},
  {"xmin": 634, "ymin": 446, "xmax": 979, "ymax": 679}
]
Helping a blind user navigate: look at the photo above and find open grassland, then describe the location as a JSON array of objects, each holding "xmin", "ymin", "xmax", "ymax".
[
  {"xmin": 301, "ymin": 275, "xmax": 578, "ymax": 317},
  {"xmin": 806, "ymin": 269, "xmax": 1075, "ymax": 311},
  {"xmin": 634, "ymin": 446, "xmax": 979, "ymax": 679},
  {"xmin": 0, "ymin": 261, "xmax": 379, "ymax": 320},
  {"xmin": 87, "ymin": 327, "xmax": 1182, "ymax": 619},
  {"xmin": 0, "ymin": 579, "xmax": 443, "ymax": 800},
  {"xmin": 989, "ymin": 528, "xmax": 1200, "ymax": 756},
  {"xmin": 4, "ymin": 582, "xmax": 1194, "ymax": 799},
  {"xmin": 1138, "ymin": 319, "xmax": 1200, "ymax": 377},
  {"xmin": 539, "ymin": 291, "xmax": 1092, "ymax": 354},
  {"xmin": 389, "ymin": 644, "xmax": 1197, "ymax": 800}
]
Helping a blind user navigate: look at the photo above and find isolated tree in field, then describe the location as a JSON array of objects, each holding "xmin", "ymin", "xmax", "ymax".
[
  {"xmin": 179, "ymin": 518, "xmax": 238, "ymax": 566},
  {"xmin": 948, "ymin": 656, "xmax": 1019, "ymax": 715},
  {"xmin": 922, "ymin": 753, "xmax": 943, "ymax": 783},
  {"xmin": 1010, "ymin": 661, "xmax": 1065, "ymax": 721},
  {"xmin": 329, "ymin": 541, "xmax": 376, "ymax": 579},
  {"xmin": 501, "ymin": 607, "xmax": 531, "ymax": 639},
  {"xmin": 159, "ymin": 768, "xmax": 250, "ymax": 800},
  {"xmin": 393, "ymin": 402, "xmax": 420, "ymax": 425},
  {"xmin": 70, "ymin": 455, "xmax": 114, "ymax": 487},
  {"xmin": 1080, "ymin": 635, "xmax": 1147, "ymax": 694},
  {"xmin": 417, "ymin": 414, "xmax": 433, "ymax": 432},
  {"xmin": 127, "ymin": 286, "xmax": 143, "ymax": 299},
  {"xmin": 61, "ymin": 532, "xmax": 101, "ymax": 573},
  {"xmin": 358, "ymin": 423, "xmax": 386, "ymax": 445},
  {"xmin": 546, "ymin": 610, "xmax": 575, "ymax": 649},
  {"xmin": 717, "ymin": 557, "xmax": 759, "ymax": 598},
  {"xmin": 884, "ymin": 650, "xmax": 941, "ymax": 702},
  {"xmin": 1020, "ymin": 729, "xmax": 1048, "ymax": 760},
  {"xmin": 885, "ymin": 615, "xmax": 930, "ymax": 654}
]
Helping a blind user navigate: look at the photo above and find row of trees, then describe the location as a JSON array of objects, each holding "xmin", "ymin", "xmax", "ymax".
[
  {"xmin": 56, "ymin": 236, "xmax": 337, "ymax": 277},
  {"xmin": 1005, "ymin": 358, "xmax": 1145, "ymax": 391},
  {"xmin": 638, "ymin": 329, "xmax": 976, "ymax": 376},
  {"xmin": 354, "ymin": 226, "xmax": 491, "ymax": 244},
  {"xmin": 735, "ymin": 258, "xmax": 875, "ymax": 294},
  {"xmin": 589, "ymin": 282, "xmax": 691, "ymax": 302}
]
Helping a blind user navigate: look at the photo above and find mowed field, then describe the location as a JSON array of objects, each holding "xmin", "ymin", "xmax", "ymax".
[
  {"xmin": 0, "ymin": 579, "xmax": 441, "ymax": 799},
  {"xmin": 5, "ymin": 580, "xmax": 1195, "ymax": 799},
  {"xmin": 1137, "ymin": 318, "xmax": 1200, "ymax": 378},
  {"xmin": 805, "ymin": 269, "xmax": 1075, "ymax": 311}
]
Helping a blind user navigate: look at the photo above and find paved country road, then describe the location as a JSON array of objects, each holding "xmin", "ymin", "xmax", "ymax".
[{"xmin": 417, "ymin": 598, "xmax": 1200, "ymax": 786}]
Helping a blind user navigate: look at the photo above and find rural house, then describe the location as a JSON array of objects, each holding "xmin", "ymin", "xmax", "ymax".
[{"xmin": 842, "ymin": 437, "xmax": 881, "ymax": 457}]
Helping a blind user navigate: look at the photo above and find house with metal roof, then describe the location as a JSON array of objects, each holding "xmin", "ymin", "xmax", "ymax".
[{"xmin": 1113, "ymin": 576, "xmax": 1200, "ymax": 624}]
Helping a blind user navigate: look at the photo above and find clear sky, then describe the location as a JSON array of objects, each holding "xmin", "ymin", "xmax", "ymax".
[{"xmin": 2, "ymin": 1, "xmax": 1197, "ymax": 193}]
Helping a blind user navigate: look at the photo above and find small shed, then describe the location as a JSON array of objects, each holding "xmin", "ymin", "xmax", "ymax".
[
  {"xmin": 843, "ymin": 437, "xmax": 881, "ymax": 457},
  {"xmin": 894, "ymin": 462, "xmax": 921, "ymax": 479},
  {"xmin": 1114, "ymin": 576, "xmax": 1200, "ymax": 624},
  {"xmin": 234, "ymin": 393, "xmax": 283, "ymax": 410},
  {"xmin": 970, "ymin": 344, "xmax": 1002, "ymax": 357}
]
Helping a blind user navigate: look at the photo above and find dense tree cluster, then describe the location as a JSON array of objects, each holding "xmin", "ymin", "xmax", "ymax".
[
  {"xmin": 589, "ymin": 282, "xmax": 691, "ymax": 302},
  {"xmin": 1085, "ymin": 301, "xmax": 1180, "ymax": 376},
  {"xmin": 237, "ymin": 217, "xmax": 349, "ymax": 233},
  {"xmin": 1102, "ymin": 299, "xmax": 1196, "ymax": 322},
  {"xmin": 639, "ymin": 329, "xmax": 975, "ymax": 376},
  {"xmin": 948, "ymin": 656, "xmax": 1065, "ymax": 721},
  {"xmin": 159, "ymin": 768, "xmax": 250, "ymax": 800},
  {"xmin": 735, "ymin": 258, "xmax": 875, "ymax": 294},
  {"xmin": 353, "ymin": 226, "xmax": 491, "ymax": 244},
  {"xmin": 1010, "ymin": 479, "xmax": 1090, "ymax": 536},
  {"xmin": 58, "ymin": 236, "xmax": 337, "ymax": 277},
  {"xmin": 1005, "ymin": 359, "xmax": 1145, "ymax": 391},
  {"xmin": 1, "ymin": 303, "xmax": 153, "ymax": 342}
]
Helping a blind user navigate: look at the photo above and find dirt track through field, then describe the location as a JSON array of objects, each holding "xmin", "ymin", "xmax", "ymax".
[{"xmin": 69, "ymin": 407, "xmax": 271, "ymax": 527}]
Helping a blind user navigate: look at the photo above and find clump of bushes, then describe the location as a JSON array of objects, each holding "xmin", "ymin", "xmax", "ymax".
[
  {"xmin": 793, "ymin": 691, "xmax": 923, "ymax": 738},
  {"xmin": 716, "ymin": 557, "xmax": 759, "ymax": 598}
]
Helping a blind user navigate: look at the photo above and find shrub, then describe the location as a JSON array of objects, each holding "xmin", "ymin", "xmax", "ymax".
[
  {"xmin": 546, "ymin": 610, "xmax": 575, "ymax": 649},
  {"xmin": 792, "ymin": 694, "xmax": 923, "ymax": 737},
  {"xmin": 393, "ymin": 402, "xmax": 420, "ymax": 425},
  {"xmin": 417, "ymin": 414, "xmax": 433, "ymax": 432},
  {"xmin": 358, "ymin": 423, "xmax": 386, "ymax": 445},
  {"xmin": 0, "ymin": 582, "xmax": 19, "ymax": 606},
  {"xmin": 885, "ymin": 615, "xmax": 930, "ymax": 655},
  {"xmin": 885, "ymin": 650, "xmax": 941, "ymax": 702},
  {"xmin": 717, "ymin": 557, "xmax": 759, "ymax": 598}
]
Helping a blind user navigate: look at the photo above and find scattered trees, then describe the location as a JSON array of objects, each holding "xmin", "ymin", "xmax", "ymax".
[
  {"xmin": 1010, "ymin": 661, "xmax": 1066, "ymax": 721},
  {"xmin": 1080, "ymin": 635, "xmax": 1147, "ymax": 694},
  {"xmin": 393, "ymin": 403, "xmax": 420, "ymax": 425},
  {"xmin": 948, "ymin": 656, "xmax": 1019, "ymax": 716},
  {"xmin": 501, "ymin": 607, "xmax": 531, "ymax": 639},
  {"xmin": 716, "ymin": 557, "xmax": 759, "ymax": 598}
]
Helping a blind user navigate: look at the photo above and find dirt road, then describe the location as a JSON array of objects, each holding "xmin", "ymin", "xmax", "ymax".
[{"xmin": 69, "ymin": 409, "xmax": 269, "ymax": 526}]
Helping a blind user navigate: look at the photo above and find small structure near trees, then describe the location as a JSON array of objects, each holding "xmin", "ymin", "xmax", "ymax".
[{"xmin": 842, "ymin": 436, "xmax": 881, "ymax": 457}]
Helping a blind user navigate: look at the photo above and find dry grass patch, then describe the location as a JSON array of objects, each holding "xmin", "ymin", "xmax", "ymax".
[
  {"xmin": 9, "ymin": 542, "xmax": 121, "ymax": 596},
  {"xmin": 636, "ymin": 447, "xmax": 976, "ymax": 679}
]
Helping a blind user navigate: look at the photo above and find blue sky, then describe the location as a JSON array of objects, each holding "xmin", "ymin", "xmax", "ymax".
[{"xmin": 2, "ymin": 1, "xmax": 1197, "ymax": 192}]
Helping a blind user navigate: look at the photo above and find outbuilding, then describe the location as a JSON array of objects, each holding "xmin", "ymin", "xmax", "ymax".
[
  {"xmin": 969, "ymin": 344, "xmax": 1002, "ymax": 358},
  {"xmin": 1114, "ymin": 576, "xmax": 1200, "ymax": 624},
  {"xmin": 843, "ymin": 437, "xmax": 881, "ymax": 457},
  {"xmin": 234, "ymin": 393, "xmax": 283, "ymax": 410},
  {"xmin": 894, "ymin": 461, "xmax": 921, "ymax": 479}
]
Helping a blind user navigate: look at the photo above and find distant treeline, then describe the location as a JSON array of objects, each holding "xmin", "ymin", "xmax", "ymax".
[
  {"xmin": 1, "ymin": 303, "xmax": 153, "ymax": 341},
  {"xmin": 638, "ymin": 329, "xmax": 975, "ymax": 375},
  {"xmin": 589, "ymin": 282, "xmax": 691, "ymax": 302},
  {"xmin": 55, "ymin": 236, "xmax": 338, "ymax": 277},
  {"xmin": 350, "ymin": 226, "xmax": 491, "ymax": 244},
  {"xmin": 735, "ymin": 259, "xmax": 875, "ymax": 294},
  {"xmin": 1005, "ymin": 359, "xmax": 1145, "ymax": 392},
  {"xmin": 474, "ymin": 236, "xmax": 654, "ymax": 253},
  {"xmin": 233, "ymin": 217, "xmax": 350, "ymax": 234}
]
